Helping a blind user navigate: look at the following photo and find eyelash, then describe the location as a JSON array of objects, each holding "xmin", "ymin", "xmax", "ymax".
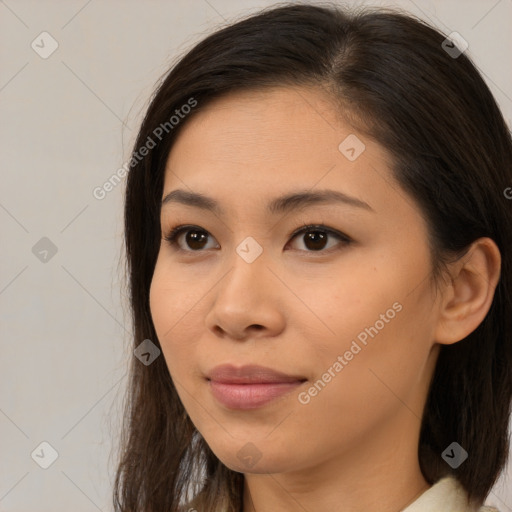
[{"xmin": 163, "ymin": 223, "xmax": 352, "ymax": 255}]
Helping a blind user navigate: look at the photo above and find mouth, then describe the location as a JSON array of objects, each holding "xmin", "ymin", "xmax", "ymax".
[{"xmin": 206, "ymin": 364, "xmax": 307, "ymax": 409}]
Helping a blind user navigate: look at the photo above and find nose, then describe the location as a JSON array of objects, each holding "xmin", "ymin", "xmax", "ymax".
[{"xmin": 204, "ymin": 250, "xmax": 285, "ymax": 341}]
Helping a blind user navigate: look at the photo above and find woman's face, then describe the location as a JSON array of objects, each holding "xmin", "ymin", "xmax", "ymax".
[{"xmin": 149, "ymin": 85, "xmax": 443, "ymax": 479}]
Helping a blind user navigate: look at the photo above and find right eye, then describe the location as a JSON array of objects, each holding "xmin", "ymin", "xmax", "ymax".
[{"xmin": 163, "ymin": 225, "xmax": 219, "ymax": 253}]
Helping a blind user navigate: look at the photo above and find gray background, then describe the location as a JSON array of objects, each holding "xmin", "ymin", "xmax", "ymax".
[{"xmin": 1, "ymin": 0, "xmax": 511, "ymax": 510}]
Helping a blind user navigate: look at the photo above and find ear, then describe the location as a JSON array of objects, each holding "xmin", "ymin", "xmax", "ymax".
[{"xmin": 434, "ymin": 237, "xmax": 501, "ymax": 345}]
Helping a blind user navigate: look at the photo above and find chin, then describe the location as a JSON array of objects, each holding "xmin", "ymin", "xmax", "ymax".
[{"xmin": 211, "ymin": 443, "xmax": 298, "ymax": 475}]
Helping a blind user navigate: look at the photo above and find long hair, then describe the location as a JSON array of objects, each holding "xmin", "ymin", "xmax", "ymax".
[{"xmin": 114, "ymin": 3, "xmax": 512, "ymax": 511}]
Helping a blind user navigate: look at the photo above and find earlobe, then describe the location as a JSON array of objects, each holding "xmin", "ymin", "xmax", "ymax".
[{"xmin": 434, "ymin": 237, "xmax": 501, "ymax": 345}]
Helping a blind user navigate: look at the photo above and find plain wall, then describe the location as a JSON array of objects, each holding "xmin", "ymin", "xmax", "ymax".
[{"xmin": 1, "ymin": 0, "xmax": 511, "ymax": 510}]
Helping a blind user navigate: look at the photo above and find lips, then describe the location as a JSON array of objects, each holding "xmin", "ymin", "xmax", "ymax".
[
  {"xmin": 206, "ymin": 364, "xmax": 307, "ymax": 409},
  {"xmin": 206, "ymin": 363, "xmax": 306, "ymax": 384}
]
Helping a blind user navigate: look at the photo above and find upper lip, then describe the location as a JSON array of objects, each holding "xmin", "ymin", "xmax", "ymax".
[{"xmin": 206, "ymin": 364, "xmax": 307, "ymax": 384}]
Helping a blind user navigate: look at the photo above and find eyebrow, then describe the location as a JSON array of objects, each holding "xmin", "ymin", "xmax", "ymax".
[{"xmin": 161, "ymin": 188, "xmax": 374, "ymax": 216}]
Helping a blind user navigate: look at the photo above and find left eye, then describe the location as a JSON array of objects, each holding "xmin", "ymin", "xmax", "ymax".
[
  {"xmin": 163, "ymin": 224, "xmax": 352, "ymax": 254},
  {"xmin": 288, "ymin": 225, "xmax": 351, "ymax": 252}
]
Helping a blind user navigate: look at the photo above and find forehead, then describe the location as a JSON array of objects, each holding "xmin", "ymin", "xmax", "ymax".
[
  {"xmin": 166, "ymin": 86, "xmax": 386, "ymax": 174},
  {"xmin": 171, "ymin": 86, "xmax": 342, "ymax": 151},
  {"xmin": 161, "ymin": 85, "xmax": 411, "ymax": 223}
]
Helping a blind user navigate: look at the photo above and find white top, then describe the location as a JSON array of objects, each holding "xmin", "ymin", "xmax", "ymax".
[
  {"xmin": 181, "ymin": 475, "xmax": 500, "ymax": 511},
  {"xmin": 402, "ymin": 476, "xmax": 499, "ymax": 512}
]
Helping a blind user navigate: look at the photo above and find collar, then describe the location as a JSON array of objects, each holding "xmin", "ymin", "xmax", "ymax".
[{"xmin": 402, "ymin": 476, "xmax": 497, "ymax": 512}]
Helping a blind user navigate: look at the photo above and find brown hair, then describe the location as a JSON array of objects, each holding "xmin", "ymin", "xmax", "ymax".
[{"xmin": 114, "ymin": 3, "xmax": 512, "ymax": 511}]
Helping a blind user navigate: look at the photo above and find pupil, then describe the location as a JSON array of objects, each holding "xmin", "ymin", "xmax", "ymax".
[
  {"xmin": 187, "ymin": 231, "xmax": 207, "ymax": 250},
  {"xmin": 306, "ymin": 231, "xmax": 326, "ymax": 251}
]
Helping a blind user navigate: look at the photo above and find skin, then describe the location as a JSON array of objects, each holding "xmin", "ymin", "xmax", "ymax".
[{"xmin": 149, "ymin": 85, "xmax": 501, "ymax": 512}]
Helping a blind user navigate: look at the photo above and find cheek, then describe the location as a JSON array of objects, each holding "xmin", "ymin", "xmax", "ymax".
[
  {"xmin": 330, "ymin": 292, "xmax": 434, "ymax": 417},
  {"xmin": 303, "ymin": 257, "xmax": 435, "ymax": 400},
  {"xmin": 287, "ymin": 261, "xmax": 396, "ymax": 355},
  {"xmin": 150, "ymin": 254, "xmax": 204, "ymax": 329},
  {"xmin": 296, "ymin": 301, "xmax": 432, "ymax": 448},
  {"xmin": 149, "ymin": 259, "xmax": 202, "ymax": 374}
]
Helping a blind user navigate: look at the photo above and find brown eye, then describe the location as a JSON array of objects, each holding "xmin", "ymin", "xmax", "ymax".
[
  {"xmin": 164, "ymin": 226, "xmax": 219, "ymax": 252},
  {"xmin": 163, "ymin": 223, "xmax": 351, "ymax": 255},
  {"xmin": 299, "ymin": 230, "xmax": 328, "ymax": 251},
  {"xmin": 182, "ymin": 230, "xmax": 209, "ymax": 250},
  {"xmin": 287, "ymin": 225, "xmax": 351, "ymax": 253}
]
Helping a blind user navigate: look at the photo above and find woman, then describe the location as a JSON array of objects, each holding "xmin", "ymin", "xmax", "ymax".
[{"xmin": 113, "ymin": 3, "xmax": 512, "ymax": 511}]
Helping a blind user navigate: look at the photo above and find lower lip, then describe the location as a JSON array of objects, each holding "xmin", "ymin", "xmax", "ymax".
[{"xmin": 208, "ymin": 380, "xmax": 304, "ymax": 409}]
